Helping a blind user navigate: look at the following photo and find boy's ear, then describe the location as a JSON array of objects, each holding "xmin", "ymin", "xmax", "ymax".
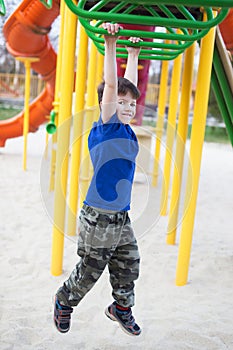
[{"xmin": 99, "ymin": 101, "xmax": 102, "ymax": 109}]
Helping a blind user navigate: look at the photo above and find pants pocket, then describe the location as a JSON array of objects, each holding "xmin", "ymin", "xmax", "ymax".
[{"xmin": 77, "ymin": 214, "xmax": 96, "ymax": 257}]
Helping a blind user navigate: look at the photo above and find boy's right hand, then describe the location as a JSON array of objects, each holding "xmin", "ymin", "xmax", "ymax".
[{"xmin": 102, "ymin": 22, "xmax": 122, "ymax": 38}]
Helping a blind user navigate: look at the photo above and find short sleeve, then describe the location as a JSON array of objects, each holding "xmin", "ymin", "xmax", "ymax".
[
  {"xmin": 99, "ymin": 112, "xmax": 120, "ymax": 125},
  {"xmin": 94, "ymin": 113, "xmax": 122, "ymax": 135}
]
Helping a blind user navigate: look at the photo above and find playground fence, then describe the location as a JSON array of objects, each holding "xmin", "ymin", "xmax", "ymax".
[
  {"xmin": 0, "ymin": 73, "xmax": 45, "ymax": 100},
  {"xmin": 0, "ymin": 73, "xmax": 165, "ymax": 108}
]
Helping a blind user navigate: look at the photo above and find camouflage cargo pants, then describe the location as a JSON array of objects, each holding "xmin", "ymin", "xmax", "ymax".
[{"xmin": 57, "ymin": 204, "xmax": 140, "ymax": 308}]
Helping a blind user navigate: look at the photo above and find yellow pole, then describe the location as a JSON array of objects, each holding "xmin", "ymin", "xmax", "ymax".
[
  {"xmin": 50, "ymin": 5, "xmax": 77, "ymax": 276},
  {"xmin": 44, "ymin": 118, "xmax": 49, "ymax": 159},
  {"xmin": 16, "ymin": 57, "xmax": 39, "ymax": 170},
  {"xmin": 96, "ymin": 51, "xmax": 104, "ymax": 84},
  {"xmin": 49, "ymin": 0, "xmax": 66, "ymax": 191},
  {"xmin": 94, "ymin": 50, "xmax": 104, "ymax": 111},
  {"xmin": 166, "ymin": 43, "xmax": 195, "ymax": 245},
  {"xmin": 176, "ymin": 20, "xmax": 216, "ymax": 286},
  {"xmin": 94, "ymin": 50, "xmax": 104, "ymax": 109},
  {"xmin": 79, "ymin": 40, "xmax": 98, "ymax": 206},
  {"xmin": 67, "ymin": 24, "xmax": 89, "ymax": 236},
  {"xmin": 152, "ymin": 59, "xmax": 169, "ymax": 187},
  {"xmin": 160, "ymin": 52, "xmax": 183, "ymax": 216},
  {"xmin": 49, "ymin": 128, "xmax": 57, "ymax": 191}
]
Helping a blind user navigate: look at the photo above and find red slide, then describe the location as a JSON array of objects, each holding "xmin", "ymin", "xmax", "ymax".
[
  {"xmin": 117, "ymin": 24, "xmax": 155, "ymax": 126},
  {"xmin": 219, "ymin": 7, "xmax": 233, "ymax": 56},
  {"xmin": 0, "ymin": 0, "xmax": 60, "ymax": 147}
]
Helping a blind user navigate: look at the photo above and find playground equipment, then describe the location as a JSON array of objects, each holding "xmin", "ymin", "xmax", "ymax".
[
  {"xmin": 46, "ymin": 110, "xmax": 57, "ymax": 135},
  {"xmin": 50, "ymin": 1, "xmax": 78, "ymax": 275},
  {"xmin": 116, "ymin": 23, "xmax": 155, "ymax": 125},
  {"xmin": 16, "ymin": 56, "xmax": 40, "ymax": 170},
  {"xmin": 0, "ymin": 0, "xmax": 60, "ymax": 147},
  {"xmin": 175, "ymin": 20, "xmax": 217, "ymax": 285},
  {"xmin": 219, "ymin": 7, "xmax": 233, "ymax": 55},
  {"xmin": 152, "ymin": 58, "xmax": 169, "ymax": 187},
  {"xmin": 1, "ymin": 1, "xmax": 233, "ymax": 285},
  {"xmin": 160, "ymin": 43, "xmax": 183, "ymax": 215},
  {"xmin": 1, "ymin": 1, "xmax": 232, "ymax": 142},
  {"xmin": 165, "ymin": 43, "xmax": 195, "ymax": 240},
  {"xmin": 50, "ymin": 1, "xmax": 233, "ymax": 285},
  {"xmin": 0, "ymin": 0, "xmax": 6, "ymax": 16},
  {"xmin": 40, "ymin": 0, "xmax": 53, "ymax": 8},
  {"xmin": 65, "ymin": 0, "xmax": 229, "ymax": 60},
  {"xmin": 212, "ymin": 27, "xmax": 233, "ymax": 145}
]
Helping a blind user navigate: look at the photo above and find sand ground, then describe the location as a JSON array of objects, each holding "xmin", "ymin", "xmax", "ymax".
[{"xmin": 0, "ymin": 126, "xmax": 233, "ymax": 350}]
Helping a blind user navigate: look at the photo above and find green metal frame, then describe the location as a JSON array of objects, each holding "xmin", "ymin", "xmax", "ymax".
[
  {"xmin": 0, "ymin": 0, "xmax": 6, "ymax": 16},
  {"xmin": 65, "ymin": 0, "xmax": 229, "ymax": 27},
  {"xmin": 39, "ymin": 0, "xmax": 53, "ymax": 9},
  {"xmin": 85, "ymin": 25, "xmax": 187, "ymax": 60},
  {"xmin": 80, "ymin": 17, "xmax": 210, "ymax": 60},
  {"xmin": 212, "ymin": 45, "xmax": 233, "ymax": 146},
  {"xmin": 64, "ymin": 0, "xmax": 230, "ymax": 60}
]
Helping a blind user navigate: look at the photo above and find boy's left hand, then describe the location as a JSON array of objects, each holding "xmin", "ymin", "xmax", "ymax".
[{"xmin": 126, "ymin": 37, "xmax": 143, "ymax": 55}]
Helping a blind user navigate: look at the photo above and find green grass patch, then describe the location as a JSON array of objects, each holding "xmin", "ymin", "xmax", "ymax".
[
  {"xmin": 187, "ymin": 124, "xmax": 230, "ymax": 144},
  {"xmin": 0, "ymin": 106, "xmax": 21, "ymax": 120},
  {"xmin": 204, "ymin": 125, "xmax": 230, "ymax": 143},
  {"xmin": 142, "ymin": 118, "xmax": 230, "ymax": 144}
]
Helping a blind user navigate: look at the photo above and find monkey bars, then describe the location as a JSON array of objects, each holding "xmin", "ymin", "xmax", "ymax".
[{"xmin": 64, "ymin": 0, "xmax": 232, "ymax": 60}]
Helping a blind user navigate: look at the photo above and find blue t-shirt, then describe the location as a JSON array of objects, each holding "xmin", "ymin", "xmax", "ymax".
[{"xmin": 84, "ymin": 113, "xmax": 139, "ymax": 211}]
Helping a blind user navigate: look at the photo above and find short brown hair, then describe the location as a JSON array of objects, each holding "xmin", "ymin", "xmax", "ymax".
[{"xmin": 97, "ymin": 77, "xmax": 140, "ymax": 104}]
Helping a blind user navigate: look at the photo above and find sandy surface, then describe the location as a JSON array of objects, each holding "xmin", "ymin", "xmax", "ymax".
[{"xmin": 0, "ymin": 126, "xmax": 233, "ymax": 350}]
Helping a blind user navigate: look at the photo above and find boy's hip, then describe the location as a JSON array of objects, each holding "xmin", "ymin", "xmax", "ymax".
[
  {"xmin": 81, "ymin": 204, "xmax": 127, "ymax": 226},
  {"xmin": 78, "ymin": 204, "xmax": 136, "ymax": 251}
]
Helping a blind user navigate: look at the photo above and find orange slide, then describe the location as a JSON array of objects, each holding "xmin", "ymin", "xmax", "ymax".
[
  {"xmin": 219, "ymin": 8, "xmax": 233, "ymax": 56},
  {"xmin": 0, "ymin": 0, "xmax": 60, "ymax": 147}
]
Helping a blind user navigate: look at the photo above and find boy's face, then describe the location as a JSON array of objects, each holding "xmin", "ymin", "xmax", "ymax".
[{"xmin": 116, "ymin": 92, "xmax": 137, "ymax": 124}]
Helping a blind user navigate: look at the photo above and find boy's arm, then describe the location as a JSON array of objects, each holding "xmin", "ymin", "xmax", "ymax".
[
  {"xmin": 101, "ymin": 23, "xmax": 121, "ymax": 123},
  {"xmin": 124, "ymin": 38, "xmax": 142, "ymax": 86}
]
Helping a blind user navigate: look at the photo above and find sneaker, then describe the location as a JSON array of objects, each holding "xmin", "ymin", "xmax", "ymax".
[
  {"xmin": 54, "ymin": 295, "xmax": 73, "ymax": 333},
  {"xmin": 105, "ymin": 302, "xmax": 141, "ymax": 336}
]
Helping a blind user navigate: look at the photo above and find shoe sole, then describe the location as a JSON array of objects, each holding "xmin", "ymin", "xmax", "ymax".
[{"xmin": 105, "ymin": 307, "xmax": 141, "ymax": 336}]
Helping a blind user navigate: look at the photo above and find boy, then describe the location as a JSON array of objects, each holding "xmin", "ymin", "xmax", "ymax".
[{"xmin": 54, "ymin": 23, "xmax": 142, "ymax": 336}]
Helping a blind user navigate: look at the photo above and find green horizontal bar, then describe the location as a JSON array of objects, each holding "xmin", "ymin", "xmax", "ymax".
[
  {"xmin": 81, "ymin": 19, "xmax": 188, "ymax": 40},
  {"xmin": 177, "ymin": 5, "xmax": 198, "ymax": 21},
  {"xmin": 79, "ymin": 16, "xmax": 211, "ymax": 41},
  {"xmin": 0, "ymin": 0, "xmax": 6, "ymax": 16},
  {"xmin": 96, "ymin": 46, "xmax": 181, "ymax": 60},
  {"xmin": 39, "ymin": 0, "xmax": 53, "ymax": 9},
  {"xmin": 65, "ymin": 0, "xmax": 229, "ymax": 29},
  {"xmin": 94, "ymin": 17, "xmax": 190, "ymax": 38},
  {"xmin": 89, "ymin": 30, "xmax": 186, "ymax": 60},
  {"xmin": 213, "ymin": 47, "xmax": 233, "ymax": 124},
  {"xmin": 91, "ymin": 36, "xmax": 189, "ymax": 51},
  {"xmin": 211, "ymin": 43, "xmax": 233, "ymax": 146},
  {"xmin": 65, "ymin": 0, "xmax": 231, "ymax": 62},
  {"xmin": 90, "ymin": 0, "xmax": 113, "ymax": 12},
  {"xmin": 211, "ymin": 72, "xmax": 233, "ymax": 146},
  {"xmin": 65, "ymin": 0, "xmax": 228, "ymax": 29},
  {"xmin": 84, "ymin": 27, "xmax": 192, "ymax": 54},
  {"xmin": 134, "ymin": 0, "xmax": 233, "ymax": 7}
]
